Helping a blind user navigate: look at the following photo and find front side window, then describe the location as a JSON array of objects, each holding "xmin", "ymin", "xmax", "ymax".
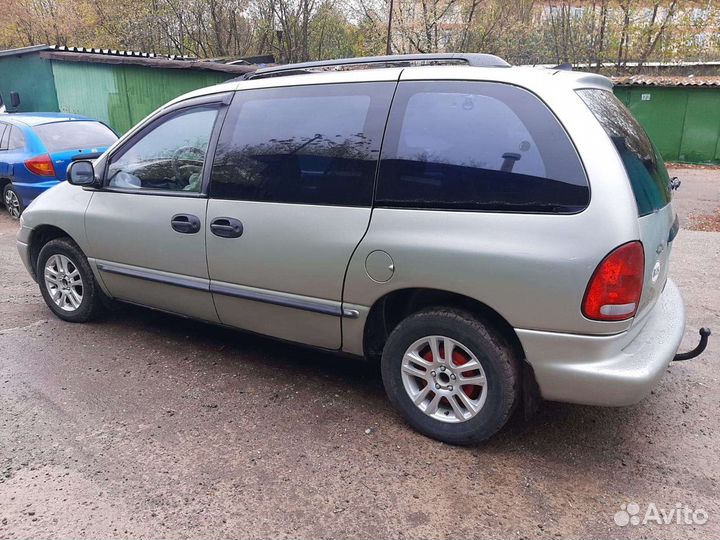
[
  {"xmin": 376, "ymin": 81, "xmax": 589, "ymax": 213},
  {"xmin": 210, "ymin": 83, "xmax": 394, "ymax": 206},
  {"xmin": 577, "ymin": 88, "xmax": 671, "ymax": 216},
  {"xmin": 107, "ymin": 106, "xmax": 219, "ymax": 192}
]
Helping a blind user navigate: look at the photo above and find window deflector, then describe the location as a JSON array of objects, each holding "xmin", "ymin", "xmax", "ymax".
[{"xmin": 99, "ymin": 92, "xmax": 233, "ymax": 197}]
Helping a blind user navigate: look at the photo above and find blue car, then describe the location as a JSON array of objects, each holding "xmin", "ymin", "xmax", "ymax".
[{"xmin": 0, "ymin": 113, "xmax": 118, "ymax": 218}]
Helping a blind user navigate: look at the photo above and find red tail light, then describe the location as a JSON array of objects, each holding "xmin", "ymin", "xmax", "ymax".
[
  {"xmin": 583, "ymin": 241, "xmax": 645, "ymax": 321},
  {"xmin": 25, "ymin": 154, "xmax": 56, "ymax": 177}
]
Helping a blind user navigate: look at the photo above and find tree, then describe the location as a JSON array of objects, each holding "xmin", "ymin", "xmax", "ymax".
[{"xmin": 1, "ymin": 0, "xmax": 719, "ymax": 72}]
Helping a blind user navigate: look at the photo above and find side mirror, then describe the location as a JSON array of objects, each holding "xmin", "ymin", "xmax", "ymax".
[
  {"xmin": 67, "ymin": 160, "xmax": 98, "ymax": 186},
  {"xmin": 10, "ymin": 92, "xmax": 20, "ymax": 109}
]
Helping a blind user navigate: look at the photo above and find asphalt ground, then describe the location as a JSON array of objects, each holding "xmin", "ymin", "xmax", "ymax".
[{"xmin": 0, "ymin": 166, "xmax": 718, "ymax": 539}]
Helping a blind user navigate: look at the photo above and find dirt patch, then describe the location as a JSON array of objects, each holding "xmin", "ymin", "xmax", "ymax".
[
  {"xmin": 687, "ymin": 207, "xmax": 720, "ymax": 232},
  {"xmin": 667, "ymin": 166, "xmax": 720, "ymax": 227},
  {"xmin": 667, "ymin": 162, "xmax": 720, "ymax": 171}
]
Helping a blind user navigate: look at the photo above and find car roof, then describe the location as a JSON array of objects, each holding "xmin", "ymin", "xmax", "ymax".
[
  {"xmin": 0, "ymin": 112, "xmax": 95, "ymax": 127},
  {"xmin": 166, "ymin": 64, "xmax": 613, "ymax": 109}
]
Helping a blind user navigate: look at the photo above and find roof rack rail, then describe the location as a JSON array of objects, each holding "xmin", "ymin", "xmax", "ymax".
[{"xmin": 242, "ymin": 53, "xmax": 510, "ymax": 80}]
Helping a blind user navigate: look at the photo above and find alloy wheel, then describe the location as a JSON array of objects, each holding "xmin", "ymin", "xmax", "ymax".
[
  {"xmin": 400, "ymin": 335, "xmax": 488, "ymax": 423},
  {"xmin": 44, "ymin": 254, "xmax": 84, "ymax": 312},
  {"xmin": 4, "ymin": 189, "xmax": 20, "ymax": 218}
]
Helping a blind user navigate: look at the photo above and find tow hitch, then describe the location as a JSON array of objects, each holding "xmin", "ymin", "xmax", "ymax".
[{"xmin": 673, "ymin": 328, "xmax": 711, "ymax": 361}]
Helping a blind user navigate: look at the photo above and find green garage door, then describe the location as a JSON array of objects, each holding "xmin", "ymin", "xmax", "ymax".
[
  {"xmin": 52, "ymin": 61, "xmax": 234, "ymax": 134},
  {"xmin": 614, "ymin": 87, "xmax": 687, "ymax": 162},
  {"xmin": 614, "ymin": 86, "xmax": 720, "ymax": 165},
  {"xmin": 678, "ymin": 89, "xmax": 720, "ymax": 164}
]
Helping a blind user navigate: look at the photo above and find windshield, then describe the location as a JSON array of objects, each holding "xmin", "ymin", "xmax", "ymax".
[
  {"xmin": 35, "ymin": 121, "xmax": 118, "ymax": 153},
  {"xmin": 577, "ymin": 89, "xmax": 671, "ymax": 216}
]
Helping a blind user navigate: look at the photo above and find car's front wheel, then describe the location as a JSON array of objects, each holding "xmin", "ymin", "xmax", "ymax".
[
  {"xmin": 3, "ymin": 184, "xmax": 23, "ymax": 219},
  {"xmin": 381, "ymin": 308, "xmax": 520, "ymax": 445},
  {"xmin": 37, "ymin": 238, "xmax": 103, "ymax": 322}
]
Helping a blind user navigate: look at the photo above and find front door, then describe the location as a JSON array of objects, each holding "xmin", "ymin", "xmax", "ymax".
[
  {"xmin": 205, "ymin": 79, "xmax": 397, "ymax": 349},
  {"xmin": 85, "ymin": 98, "xmax": 226, "ymax": 322}
]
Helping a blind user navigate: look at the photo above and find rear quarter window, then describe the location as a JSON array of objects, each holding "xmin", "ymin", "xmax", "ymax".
[
  {"xmin": 35, "ymin": 121, "xmax": 118, "ymax": 153},
  {"xmin": 577, "ymin": 88, "xmax": 671, "ymax": 216},
  {"xmin": 375, "ymin": 81, "xmax": 589, "ymax": 213},
  {"xmin": 8, "ymin": 126, "xmax": 26, "ymax": 150},
  {"xmin": 0, "ymin": 124, "xmax": 8, "ymax": 151}
]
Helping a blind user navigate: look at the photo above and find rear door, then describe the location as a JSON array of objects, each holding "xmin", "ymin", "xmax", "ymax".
[
  {"xmin": 206, "ymin": 80, "xmax": 396, "ymax": 349},
  {"xmin": 33, "ymin": 120, "xmax": 118, "ymax": 179},
  {"xmin": 578, "ymin": 89, "xmax": 674, "ymax": 317}
]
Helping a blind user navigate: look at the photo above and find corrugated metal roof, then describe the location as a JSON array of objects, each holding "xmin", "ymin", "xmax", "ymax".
[
  {"xmin": 612, "ymin": 75, "xmax": 720, "ymax": 87},
  {"xmin": 536, "ymin": 60, "xmax": 720, "ymax": 69},
  {"xmin": 40, "ymin": 49, "xmax": 255, "ymax": 74},
  {"xmin": 49, "ymin": 45, "xmax": 193, "ymax": 61},
  {"xmin": 0, "ymin": 44, "xmax": 255, "ymax": 73},
  {"xmin": 0, "ymin": 44, "xmax": 50, "ymax": 58}
]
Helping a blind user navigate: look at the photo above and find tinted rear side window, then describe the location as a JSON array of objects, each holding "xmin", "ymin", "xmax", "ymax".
[
  {"xmin": 376, "ymin": 81, "xmax": 588, "ymax": 213},
  {"xmin": 35, "ymin": 121, "xmax": 118, "ymax": 153},
  {"xmin": 210, "ymin": 82, "xmax": 394, "ymax": 207},
  {"xmin": 577, "ymin": 89, "xmax": 671, "ymax": 216}
]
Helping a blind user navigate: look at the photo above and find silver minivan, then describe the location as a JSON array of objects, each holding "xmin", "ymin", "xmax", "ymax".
[{"xmin": 16, "ymin": 54, "xmax": 708, "ymax": 444}]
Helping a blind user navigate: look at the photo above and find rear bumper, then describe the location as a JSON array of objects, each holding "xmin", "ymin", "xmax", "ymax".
[{"xmin": 517, "ymin": 279, "xmax": 685, "ymax": 406}]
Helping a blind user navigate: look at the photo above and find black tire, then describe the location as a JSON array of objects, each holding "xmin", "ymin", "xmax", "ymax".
[
  {"xmin": 381, "ymin": 308, "xmax": 519, "ymax": 445},
  {"xmin": 37, "ymin": 238, "xmax": 104, "ymax": 323},
  {"xmin": 3, "ymin": 183, "xmax": 23, "ymax": 219}
]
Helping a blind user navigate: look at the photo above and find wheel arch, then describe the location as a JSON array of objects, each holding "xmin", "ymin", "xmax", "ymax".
[
  {"xmin": 27, "ymin": 225, "xmax": 79, "ymax": 280},
  {"xmin": 362, "ymin": 287, "xmax": 526, "ymax": 363}
]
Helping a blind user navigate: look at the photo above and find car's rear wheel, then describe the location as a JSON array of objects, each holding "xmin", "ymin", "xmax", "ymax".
[
  {"xmin": 381, "ymin": 308, "xmax": 519, "ymax": 445},
  {"xmin": 3, "ymin": 184, "xmax": 23, "ymax": 219},
  {"xmin": 37, "ymin": 238, "xmax": 103, "ymax": 322}
]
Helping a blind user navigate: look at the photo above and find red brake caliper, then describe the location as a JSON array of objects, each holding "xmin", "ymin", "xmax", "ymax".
[
  {"xmin": 422, "ymin": 349, "xmax": 434, "ymax": 389},
  {"xmin": 423, "ymin": 345, "xmax": 480, "ymax": 400},
  {"xmin": 452, "ymin": 349, "xmax": 480, "ymax": 399}
]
